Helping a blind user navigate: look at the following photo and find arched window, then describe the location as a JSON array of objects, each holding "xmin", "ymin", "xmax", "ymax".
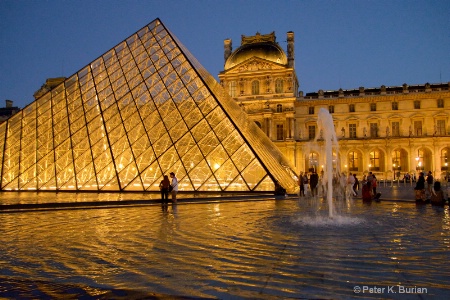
[
  {"xmin": 275, "ymin": 78, "xmax": 283, "ymax": 93},
  {"xmin": 369, "ymin": 150, "xmax": 380, "ymax": 171},
  {"xmin": 348, "ymin": 151, "xmax": 359, "ymax": 171},
  {"xmin": 251, "ymin": 80, "xmax": 259, "ymax": 95},
  {"xmin": 276, "ymin": 104, "xmax": 283, "ymax": 112},
  {"xmin": 392, "ymin": 149, "xmax": 402, "ymax": 172},
  {"xmin": 441, "ymin": 148, "xmax": 449, "ymax": 170},
  {"xmin": 309, "ymin": 152, "xmax": 319, "ymax": 172}
]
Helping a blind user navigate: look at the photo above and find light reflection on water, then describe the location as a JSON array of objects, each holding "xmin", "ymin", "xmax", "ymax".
[{"xmin": 1, "ymin": 198, "xmax": 450, "ymax": 299}]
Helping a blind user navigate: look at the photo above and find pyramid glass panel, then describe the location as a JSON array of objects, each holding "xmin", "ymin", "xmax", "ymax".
[{"xmin": 0, "ymin": 18, "xmax": 298, "ymax": 193}]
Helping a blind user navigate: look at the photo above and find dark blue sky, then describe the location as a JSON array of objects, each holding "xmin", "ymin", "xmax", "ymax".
[{"xmin": 1, "ymin": 0, "xmax": 449, "ymax": 109}]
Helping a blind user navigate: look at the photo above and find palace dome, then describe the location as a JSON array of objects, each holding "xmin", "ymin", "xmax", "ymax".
[{"xmin": 224, "ymin": 41, "xmax": 287, "ymax": 71}]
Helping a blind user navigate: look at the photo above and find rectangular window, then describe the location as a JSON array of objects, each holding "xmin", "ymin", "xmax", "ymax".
[
  {"xmin": 414, "ymin": 120, "xmax": 422, "ymax": 136},
  {"xmin": 275, "ymin": 79, "xmax": 283, "ymax": 93},
  {"xmin": 276, "ymin": 124, "xmax": 284, "ymax": 140},
  {"xmin": 349, "ymin": 104, "xmax": 355, "ymax": 112},
  {"xmin": 392, "ymin": 102, "xmax": 398, "ymax": 110},
  {"xmin": 437, "ymin": 98, "xmax": 444, "ymax": 108},
  {"xmin": 328, "ymin": 105, "xmax": 334, "ymax": 113},
  {"xmin": 308, "ymin": 107, "xmax": 314, "ymax": 115},
  {"xmin": 370, "ymin": 103, "xmax": 376, "ymax": 111},
  {"xmin": 252, "ymin": 80, "xmax": 259, "ymax": 95},
  {"xmin": 414, "ymin": 100, "xmax": 421, "ymax": 109},
  {"xmin": 229, "ymin": 81, "xmax": 236, "ymax": 97},
  {"xmin": 437, "ymin": 120, "xmax": 446, "ymax": 135},
  {"xmin": 349, "ymin": 124, "xmax": 357, "ymax": 138},
  {"xmin": 392, "ymin": 121, "xmax": 400, "ymax": 136},
  {"xmin": 370, "ymin": 123, "xmax": 378, "ymax": 137},
  {"xmin": 308, "ymin": 125, "xmax": 316, "ymax": 140}
]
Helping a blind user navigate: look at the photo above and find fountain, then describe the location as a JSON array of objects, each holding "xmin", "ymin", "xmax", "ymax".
[
  {"xmin": 298, "ymin": 108, "xmax": 365, "ymax": 226},
  {"xmin": 316, "ymin": 108, "xmax": 340, "ymax": 218}
]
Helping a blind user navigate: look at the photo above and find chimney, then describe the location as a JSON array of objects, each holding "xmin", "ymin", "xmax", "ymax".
[
  {"xmin": 287, "ymin": 31, "xmax": 294, "ymax": 68},
  {"xmin": 5, "ymin": 100, "xmax": 13, "ymax": 108},
  {"xmin": 224, "ymin": 38, "xmax": 232, "ymax": 65}
]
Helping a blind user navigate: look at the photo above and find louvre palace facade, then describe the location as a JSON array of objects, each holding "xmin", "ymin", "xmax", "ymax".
[{"xmin": 219, "ymin": 31, "xmax": 450, "ymax": 181}]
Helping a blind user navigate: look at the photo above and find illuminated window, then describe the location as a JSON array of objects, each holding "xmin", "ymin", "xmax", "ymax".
[
  {"xmin": 309, "ymin": 152, "xmax": 319, "ymax": 171},
  {"xmin": 369, "ymin": 150, "xmax": 380, "ymax": 170},
  {"xmin": 392, "ymin": 150, "xmax": 401, "ymax": 170},
  {"xmin": 441, "ymin": 148, "xmax": 449, "ymax": 170},
  {"xmin": 348, "ymin": 151, "xmax": 358, "ymax": 171}
]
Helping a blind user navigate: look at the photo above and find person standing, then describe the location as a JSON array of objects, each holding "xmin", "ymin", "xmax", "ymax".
[
  {"xmin": 309, "ymin": 170, "xmax": 319, "ymax": 197},
  {"xmin": 347, "ymin": 173, "xmax": 356, "ymax": 198},
  {"xmin": 414, "ymin": 172, "xmax": 426, "ymax": 202},
  {"xmin": 371, "ymin": 174, "xmax": 377, "ymax": 196},
  {"xmin": 170, "ymin": 172, "xmax": 178, "ymax": 203},
  {"xmin": 426, "ymin": 171, "xmax": 434, "ymax": 199},
  {"xmin": 353, "ymin": 174, "xmax": 359, "ymax": 196},
  {"xmin": 299, "ymin": 172, "xmax": 305, "ymax": 197},
  {"xmin": 303, "ymin": 173, "xmax": 309, "ymax": 196},
  {"xmin": 159, "ymin": 175, "xmax": 170, "ymax": 204}
]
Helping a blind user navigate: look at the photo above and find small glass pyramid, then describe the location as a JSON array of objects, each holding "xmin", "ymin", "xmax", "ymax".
[{"xmin": 0, "ymin": 18, "xmax": 298, "ymax": 193}]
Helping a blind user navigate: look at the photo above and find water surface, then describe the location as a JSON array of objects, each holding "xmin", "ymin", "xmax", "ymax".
[{"xmin": 1, "ymin": 198, "xmax": 449, "ymax": 299}]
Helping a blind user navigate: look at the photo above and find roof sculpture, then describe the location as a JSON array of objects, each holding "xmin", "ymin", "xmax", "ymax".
[{"xmin": 0, "ymin": 18, "xmax": 298, "ymax": 193}]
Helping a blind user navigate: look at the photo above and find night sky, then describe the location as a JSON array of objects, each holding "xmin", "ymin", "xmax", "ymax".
[{"xmin": 1, "ymin": 0, "xmax": 449, "ymax": 110}]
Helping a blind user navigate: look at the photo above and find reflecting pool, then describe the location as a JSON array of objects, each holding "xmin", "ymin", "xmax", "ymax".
[{"xmin": 1, "ymin": 197, "xmax": 449, "ymax": 299}]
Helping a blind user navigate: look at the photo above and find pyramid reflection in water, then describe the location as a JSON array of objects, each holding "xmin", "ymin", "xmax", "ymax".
[{"xmin": 0, "ymin": 18, "xmax": 298, "ymax": 193}]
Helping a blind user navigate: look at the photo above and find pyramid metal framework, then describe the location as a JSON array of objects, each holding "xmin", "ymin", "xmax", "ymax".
[{"xmin": 0, "ymin": 18, "xmax": 298, "ymax": 193}]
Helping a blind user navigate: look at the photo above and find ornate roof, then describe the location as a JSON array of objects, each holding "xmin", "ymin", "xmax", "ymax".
[{"xmin": 224, "ymin": 32, "xmax": 287, "ymax": 71}]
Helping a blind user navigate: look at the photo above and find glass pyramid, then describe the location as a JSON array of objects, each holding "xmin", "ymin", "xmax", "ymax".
[{"xmin": 0, "ymin": 18, "xmax": 298, "ymax": 193}]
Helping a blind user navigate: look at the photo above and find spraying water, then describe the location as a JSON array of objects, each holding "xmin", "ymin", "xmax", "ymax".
[{"xmin": 316, "ymin": 108, "xmax": 340, "ymax": 217}]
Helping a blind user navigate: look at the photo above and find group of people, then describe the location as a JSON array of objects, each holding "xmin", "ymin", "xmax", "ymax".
[
  {"xmin": 298, "ymin": 170, "xmax": 380, "ymax": 201},
  {"xmin": 361, "ymin": 172, "xmax": 380, "ymax": 201},
  {"xmin": 159, "ymin": 172, "xmax": 178, "ymax": 204},
  {"xmin": 298, "ymin": 170, "xmax": 319, "ymax": 197},
  {"xmin": 414, "ymin": 171, "xmax": 446, "ymax": 205}
]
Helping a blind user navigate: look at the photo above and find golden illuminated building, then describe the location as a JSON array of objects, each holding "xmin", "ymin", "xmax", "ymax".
[
  {"xmin": 0, "ymin": 19, "xmax": 298, "ymax": 193},
  {"xmin": 219, "ymin": 31, "xmax": 450, "ymax": 180}
]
